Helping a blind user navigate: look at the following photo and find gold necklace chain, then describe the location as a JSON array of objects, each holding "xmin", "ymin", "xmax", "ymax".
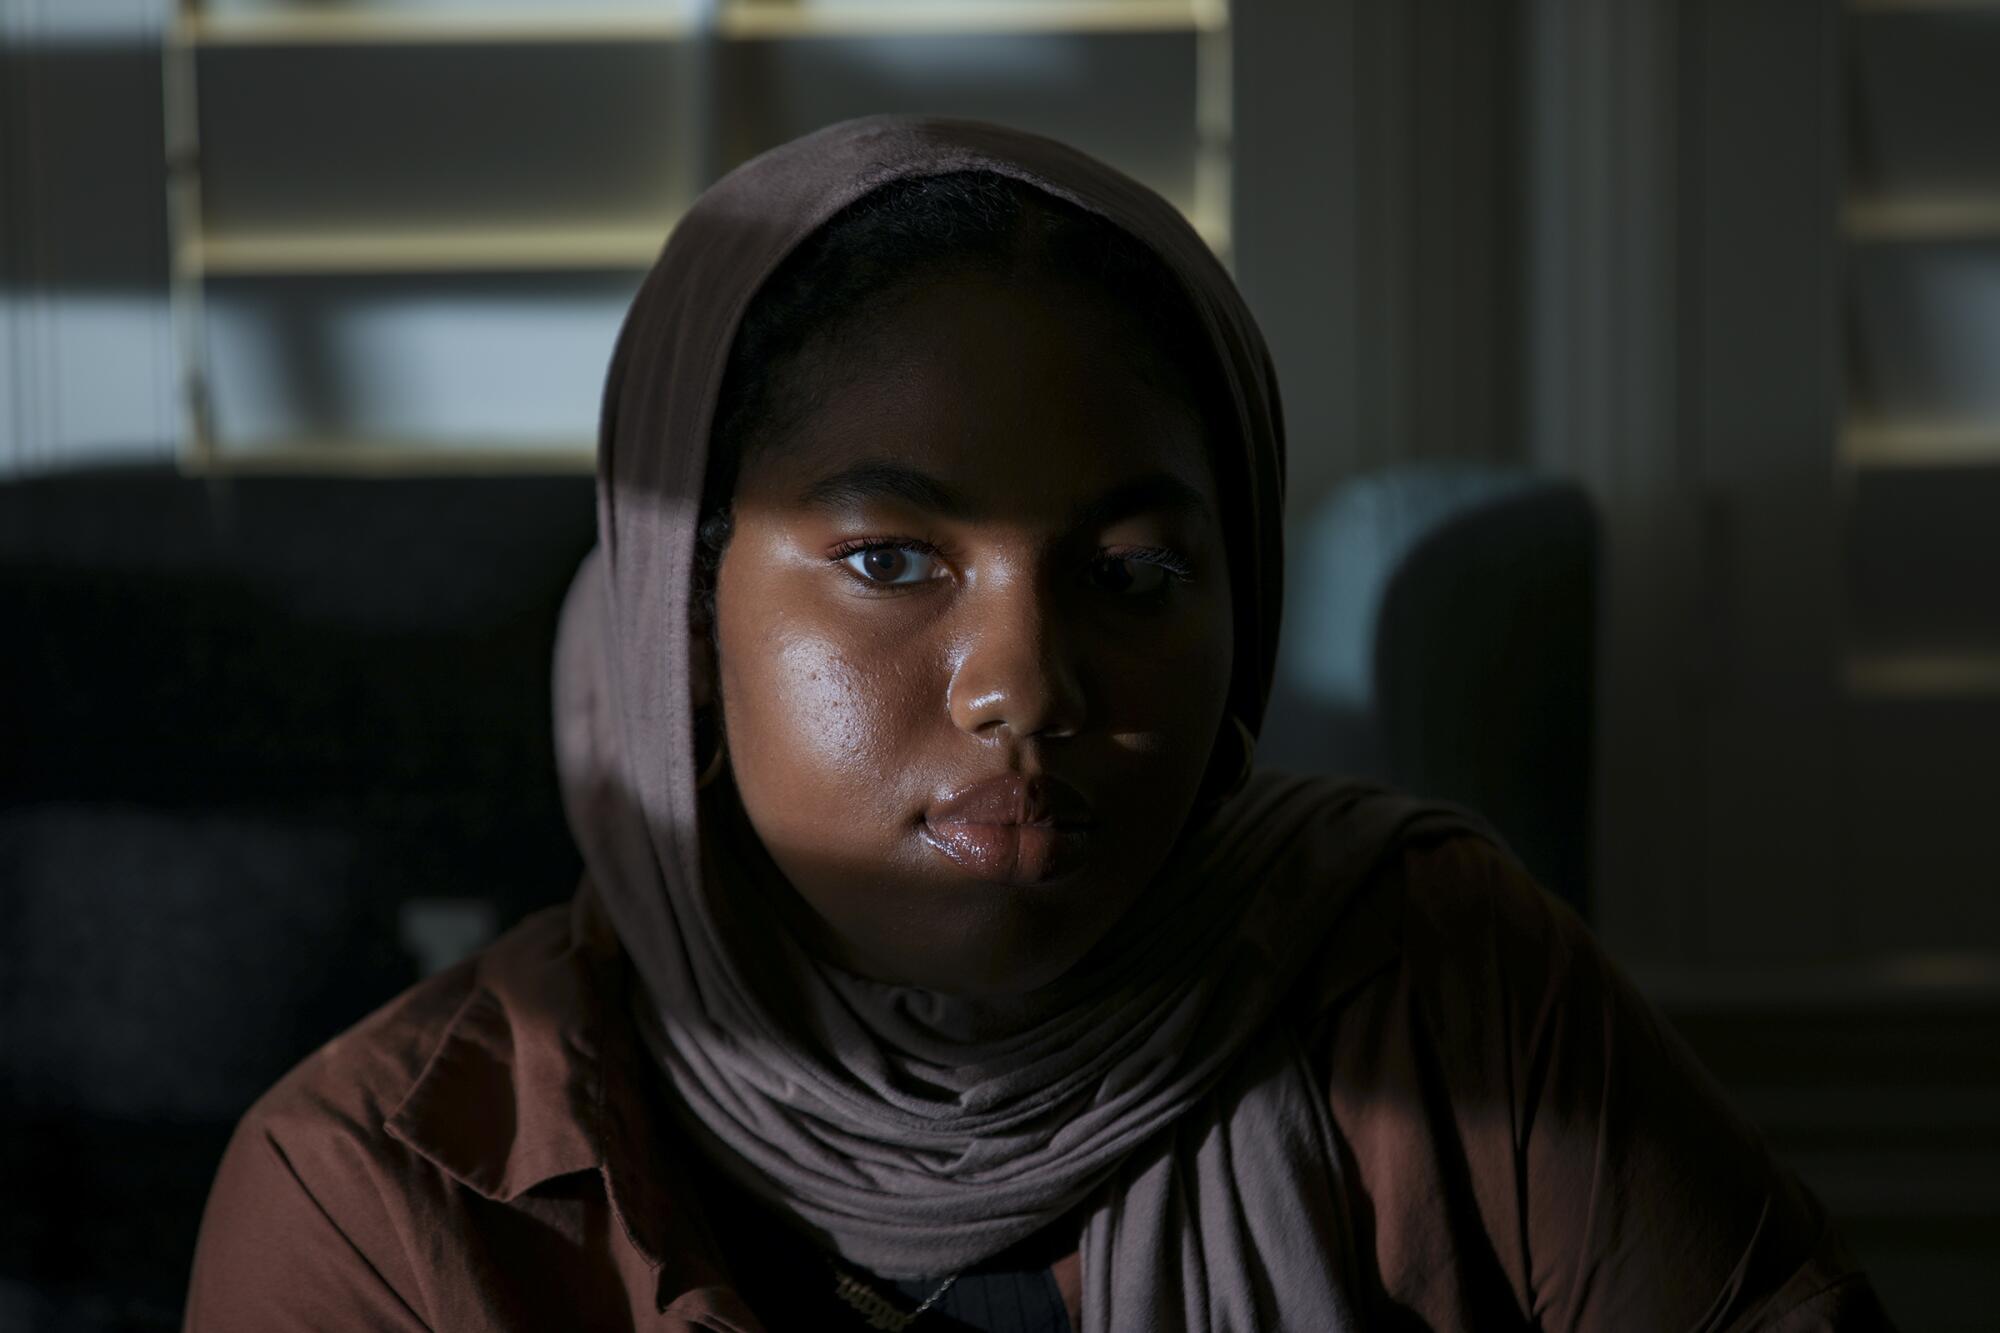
[{"xmin": 828, "ymin": 1262, "xmax": 960, "ymax": 1332}]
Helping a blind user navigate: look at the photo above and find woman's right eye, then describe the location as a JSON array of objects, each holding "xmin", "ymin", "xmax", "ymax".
[{"xmin": 841, "ymin": 545, "xmax": 941, "ymax": 586}]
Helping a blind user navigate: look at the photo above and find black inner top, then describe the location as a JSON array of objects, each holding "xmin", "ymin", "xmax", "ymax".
[{"xmin": 691, "ymin": 1145, "xmax": 1083, "ymax": 1333}]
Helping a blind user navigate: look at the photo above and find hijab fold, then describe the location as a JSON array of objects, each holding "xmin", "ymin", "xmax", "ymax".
[{"xmin": 554, "ymin": 115, "xmax": 1484, "ymax": 1331}]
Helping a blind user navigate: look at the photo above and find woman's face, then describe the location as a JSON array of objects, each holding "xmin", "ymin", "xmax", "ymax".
[{"xmin": 711, "ymin": 271, "xmax": 1234, "ymax": 996}]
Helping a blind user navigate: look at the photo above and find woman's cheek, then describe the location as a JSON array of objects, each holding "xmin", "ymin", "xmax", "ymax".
[
  {"xmin": 725, "ymin": 617, "xmax": 925, "ymax": 822},
  {"xmin": 1099, "ymin": 601, "xmax": 1231, "ymax": 737}
]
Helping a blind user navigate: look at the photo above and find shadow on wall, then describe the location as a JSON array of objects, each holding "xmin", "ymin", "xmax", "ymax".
[{"xmin": 1260, "ymin": 464, "xmax": 1599, "ymax": 918}]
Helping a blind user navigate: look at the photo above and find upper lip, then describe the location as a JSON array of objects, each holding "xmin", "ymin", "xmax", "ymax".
[{"xmin": 925, "ymin": 773, "xmax": 1095, "ymax": 828}]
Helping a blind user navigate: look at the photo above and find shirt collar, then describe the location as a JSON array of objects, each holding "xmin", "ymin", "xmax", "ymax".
[{"xmin": 383, "ymin": 889, "xmax": 734, "ymax": 1317}]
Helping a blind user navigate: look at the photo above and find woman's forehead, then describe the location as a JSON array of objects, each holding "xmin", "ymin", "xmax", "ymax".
[{"xmin": 733, "ymin": 271, "xmax": 1216, "ymax": 511}]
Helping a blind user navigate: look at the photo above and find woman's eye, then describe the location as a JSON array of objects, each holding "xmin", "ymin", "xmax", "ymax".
[
  {"xmin": 842, "ymin": 545, "xmax": 941, "ymax": 586},
  {"xmin": 1086, "ymin": 555, "xmax": 1172, "ymax": 597}
]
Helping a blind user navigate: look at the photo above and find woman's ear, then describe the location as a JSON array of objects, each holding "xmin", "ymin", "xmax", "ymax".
[{"xmin": 689, "ymin": 505, "xmax": 734, "ymax": 714}]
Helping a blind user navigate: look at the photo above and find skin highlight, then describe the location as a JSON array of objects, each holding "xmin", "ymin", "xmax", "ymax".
[{"xmin": 704, "ymin": 271, "xmax": 1235, "ymax": 997}]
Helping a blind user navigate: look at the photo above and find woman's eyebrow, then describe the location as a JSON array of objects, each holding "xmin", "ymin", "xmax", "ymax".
[
  {"xmin": 797, "ymin": 462, "xmax": 971, "ymax": 517},
  {"xmin": 795, "ymin": 461, "xmax": 1209, "ymax": 528},
  {"xmin": 1069, "ymin": 474, "xmax": 1210, "ymax": 531}
]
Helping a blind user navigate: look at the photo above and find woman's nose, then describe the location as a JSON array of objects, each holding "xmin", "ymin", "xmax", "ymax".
[{"xmin": 946, "ymin": 579, "xmax": 1087, "ymax": 742}]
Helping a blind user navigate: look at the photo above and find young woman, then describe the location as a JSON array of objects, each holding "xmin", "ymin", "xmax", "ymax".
[{"xmin": 185, "ymin": 116, "xmax": 1892, "ymax": 1332}]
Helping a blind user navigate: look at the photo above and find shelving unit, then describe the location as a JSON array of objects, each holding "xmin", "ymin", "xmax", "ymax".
[
  {"xmin": 1831, "ymin": 0, "xmax": 2000, "ymax": 1018},
  {"xmin": 164, "ymin": 0, "xmax": 1233, "ymax": 473},
  {"xmin": 1838, "ymin": 0, "xmax": 2000, "ymax": 698}
]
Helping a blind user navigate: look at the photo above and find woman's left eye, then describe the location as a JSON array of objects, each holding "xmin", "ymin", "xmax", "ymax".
[
  {"xmin": 1085, "ymin": 553, "xmax": 1184, "ymax": 597},
  {"xmin": 841, "ymin": 544, "xmax": 941, "ymax": 586}
]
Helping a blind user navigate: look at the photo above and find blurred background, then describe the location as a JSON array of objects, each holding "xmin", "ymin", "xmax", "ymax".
[{"xmin": 3, "ymin": 0, "xmax": 1996, "ymax": 1328}]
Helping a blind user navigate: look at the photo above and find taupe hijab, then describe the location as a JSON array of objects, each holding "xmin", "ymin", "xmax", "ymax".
[{"xmin": 554, "ymin": 115, "xmax": 1480, "ymax": 1331}]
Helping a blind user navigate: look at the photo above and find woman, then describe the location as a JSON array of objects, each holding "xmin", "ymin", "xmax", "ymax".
[{"xmin": 185, "ymin": 116, "xmax": 1891, "ymax": 1332}]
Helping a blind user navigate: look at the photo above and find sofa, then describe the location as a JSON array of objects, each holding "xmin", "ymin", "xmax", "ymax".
[{"xmin": 0, "ymin": 465, "xmax": 598, "ymax": 1331}]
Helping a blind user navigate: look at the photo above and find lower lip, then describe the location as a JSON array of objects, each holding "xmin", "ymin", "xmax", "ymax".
[{"xmin": 919, "ymin": 819, "xmax": 1091, "ymax": 886}]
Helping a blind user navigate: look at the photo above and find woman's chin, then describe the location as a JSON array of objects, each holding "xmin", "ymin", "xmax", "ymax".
[
  {"xmin": 826, "ymin": 898, "xmax": 1123, "ymax": 999},
  {"xmin": 863, "ymin": 949, "xmax": 1082, "ymax": 1000}
]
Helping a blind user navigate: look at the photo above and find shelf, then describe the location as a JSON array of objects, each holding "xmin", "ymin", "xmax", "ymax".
[
  {"xmin": 717, "ymin": 0, "xmax": 1224, "ymax": 38},
  {"xmin": 1636, "ymin": 951, "xmax": 2000, "ymax": 1014},
  {"xmin": 1850, "ymin": 0, "xmax": 2000, "ymax": 12},
  {"xmin": 185, "ymin": 222, "xmax": 671, "ymax": 274},
  {"xmin": 185, "ymin": 440, "xmax": 597, "ymax": 476},
  {"xmin": 1842, "ymin": 420, "xmax": 2000, "ymax": 467},
  {"xmin": 180, "ymin": 1, "xmax": 1224, "ymax": 45},
  {"xmin": 1845, "ymin": 195, "xmax": 2000, "ymax": 241},
  {"xmin": 1845, "ymin": 651, "xmax": 2000, "ymax": 698},
  {"xmin": 178, "ymin": 9, "xmax": 701, "ymax": 45},
  {"xmin": 182, "ymin": 209, "xmax": 1217, "ymax": 274}
]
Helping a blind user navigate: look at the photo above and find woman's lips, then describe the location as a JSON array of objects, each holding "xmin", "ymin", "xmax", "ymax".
[
  {"xmin": 922, "ymin": 822, "xmax": 1087, "ymax": 885},
  {"xmin": 920, "ymin": 774, "xmax": 1094, "ymax": 885}
]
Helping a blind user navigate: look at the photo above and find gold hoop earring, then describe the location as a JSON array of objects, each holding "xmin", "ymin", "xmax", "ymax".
[
  {"xmin": 1199, "ymin": 713, "xmax": 1255, "ymax": 809},
  {"xmin": 695, "ymin": 726, "xmax": 728, "ymax": 791},
  {"xmin": 1220, "ymin": 713, "xmax": 1255, "ymax": 803}
]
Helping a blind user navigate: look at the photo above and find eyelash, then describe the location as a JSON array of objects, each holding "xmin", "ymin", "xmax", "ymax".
[
  {"xmin": 825, "ymin": 538, "xmax": 1195, "ymax": 589},
  {"xmin": 828, "ymin": 536, "xmax": 942, "ymax": 559},
  {"xmin": 1114, "ymin": 546, "xmax": 1197, "ymax": 582}
]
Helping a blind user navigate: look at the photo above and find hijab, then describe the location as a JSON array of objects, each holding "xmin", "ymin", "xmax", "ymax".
[{"xmin": 553, "ymin": 114, "xmax": 1484, "ymax": 1332}]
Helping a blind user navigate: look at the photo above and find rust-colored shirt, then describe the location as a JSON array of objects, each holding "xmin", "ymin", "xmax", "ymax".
[{"xmin": 183, "ymin": 836, "xmax": 1893, "ymax": 1331}]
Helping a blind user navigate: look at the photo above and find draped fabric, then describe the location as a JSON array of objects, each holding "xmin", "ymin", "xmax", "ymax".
[{"xmin": 552, "ymin": 114, "xmax": 1484, "ymax": 1332}]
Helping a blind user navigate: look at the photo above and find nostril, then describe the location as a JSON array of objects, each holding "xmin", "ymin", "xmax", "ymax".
[
  {"xmin": 945, "ymin": 606, "xmax": 1089, "ymax": 738},
  {"xmin": 1033, "ymin": 716, "xmax": 1083, "ymax": 742},
  {"xmin": 951, "ymin": 677, "xmax": 1087, "ymax": 741}
]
